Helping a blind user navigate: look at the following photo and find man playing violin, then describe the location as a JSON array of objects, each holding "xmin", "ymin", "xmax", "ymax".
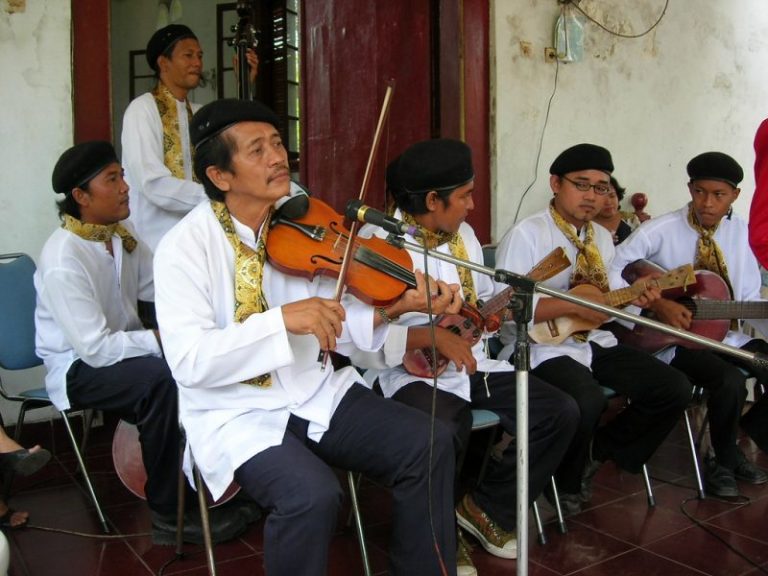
[
  {"xmin": 153, "ymin": 98, "xmax": 460, "ymax": 576},
  {"xmin": 494, "ymin": 143, "xmax": 691, "ymax": 515},
  {"xmin": 610, "ymin": 152, "xmax": 768, "ymax": 497},
  {"xmin": 356, "ymin": 138, "xmax": 579, "ymax": 575},
  {"xmin": 35, "ymin": 141, "xmax": 248, "ymax": 544}
]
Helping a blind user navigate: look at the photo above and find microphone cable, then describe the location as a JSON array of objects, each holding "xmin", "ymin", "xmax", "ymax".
[{"xmin": 420, "ymin": 242, "xmax": 450, "ymax": 576}]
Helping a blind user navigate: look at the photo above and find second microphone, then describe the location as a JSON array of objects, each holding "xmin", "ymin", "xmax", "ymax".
[{"xmin": 345, "ymin": 200, "xmax": 422, "ymax": 237}]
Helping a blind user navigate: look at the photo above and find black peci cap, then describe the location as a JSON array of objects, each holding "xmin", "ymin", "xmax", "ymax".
[
  {"xmin": 550, "ymin": 143, "xmax": 614, "ymax": 176},
  {"xmin": 388, "ymin": 139, "xmax": 474, "ymax": 195},
  {"xmin": 146, "ymin": 24, "xmax": 197, "ymax": 72},
  {"xmin": 52, "ymin": 141, "xmax": 119, "ymax": 195},
  {"xmin": 686, "ymin": 151, "xmax": 743, "ymax": 187},
  {"xmin": 191, "ymin": 98, "xmax": 281, "ymax": 151}
]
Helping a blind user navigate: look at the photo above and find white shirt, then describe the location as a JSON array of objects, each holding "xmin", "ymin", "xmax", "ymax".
[
  {"xmin": 122, "ymin": 91, "xmax": 205, "ymax": 252},
  {"xmin": 34, "ymin": 224, "xmax": 162, "ymax": 410},
  {"xmin": 494, "ymin": 208, "xmax": 618, "ymax": 369},
  {"xmin": 153, "ymin": 201, "xmax": 390, "ymax": 499},
  {"xmin": 610, "ymin": 205, "xmax": 768, "ymax": 362},
  {"xmin": 356, "ymin": 212, "xmax": 514, "ymax": 402}
]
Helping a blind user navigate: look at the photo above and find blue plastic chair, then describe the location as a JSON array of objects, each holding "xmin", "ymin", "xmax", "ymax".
[{"xmin": 0, "ymin": 253, "xmax": 108, "ymax": 532}]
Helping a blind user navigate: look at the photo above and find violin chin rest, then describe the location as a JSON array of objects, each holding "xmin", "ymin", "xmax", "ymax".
[{"xmin": 276, "ymin": 193, "xmax": 310, "ymax": 220}]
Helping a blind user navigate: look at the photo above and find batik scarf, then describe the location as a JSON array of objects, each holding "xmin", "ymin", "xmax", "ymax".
[
  {"xmin": 152, "ymin": 82, "xmax": 198, "ymax": 182},
  {"xmin": 212, "ymin": 200, "xmax": 273, "ymax": 388},
  {"xmin": 401, "ymin": 211, "xmax": 478, "ymax": 307},
  {"xmin": 62, "ymin": 214, "xmax": 137, "ymax": 253}
]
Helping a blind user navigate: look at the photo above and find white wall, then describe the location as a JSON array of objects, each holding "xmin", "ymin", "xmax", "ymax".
[
  {"xmin": 0, "ymin": 1, "xmax": 72, "ymax": 423},
  {"xmin": 490, "ymin": 0, "xmax": 768, "ymax": 242}
]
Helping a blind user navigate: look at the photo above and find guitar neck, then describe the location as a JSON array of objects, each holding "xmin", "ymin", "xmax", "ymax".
[
  {"xmin": 603, "ymin": 284, "xmax": 646, "ymax": 308},
  {"xmin": 689, "ymin": 300, "xmax": 768, "ymax": 320}
]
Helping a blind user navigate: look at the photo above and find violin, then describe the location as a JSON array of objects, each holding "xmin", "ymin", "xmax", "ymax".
[
  {"xmin": 401, "ymin": 247, "xmax": 572, "ymax": 378},
  {"xmin": 267, "ymin": 194, "xmax": 418, "ymax": 307}
]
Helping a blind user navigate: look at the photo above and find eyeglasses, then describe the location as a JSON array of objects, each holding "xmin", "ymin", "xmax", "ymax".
[{"xmin": 561, "ymin": 175, "xmax": 611, "ymax": 196}]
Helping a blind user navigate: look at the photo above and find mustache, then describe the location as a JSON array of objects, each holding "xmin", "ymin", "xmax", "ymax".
[{"xmin": 269, "ymin": 166, "xmax": 290, "ymax": 181}]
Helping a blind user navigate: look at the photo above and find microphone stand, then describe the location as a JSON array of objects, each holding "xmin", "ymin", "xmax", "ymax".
[{"xmin": 386, "ymin": 234, "xmax": 768, "ymax": 576}]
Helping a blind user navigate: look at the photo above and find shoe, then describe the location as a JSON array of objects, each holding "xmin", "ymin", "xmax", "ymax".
[
  {"xmin": 543, "ymin": 486, "xmax": 582, "ymax": 517},
  {"xmin": 579, "ymin": 445, "xmax": 603, "ymax": 503},
  {"xmin": 0, "ymin": 448, "xmax": 51, "ymax": 477},
  {"xmin": 734, "ymin": 448, "xmax": 768, "ymax": 485},
  {"xmin": 456, "ymin": 494, "xmax": 516, "ymax": 559},
  {"xmin": 555, "ymin": 492, "xmax": 582, "ymax": 517},
  {"xmin": 705, "ymin": 458, "xmax": 740, "ymax": 498},
  {"xmin": 457, "ymin": 530, "xmax": 478, "ymax": 576},
  {"xmin": 151, "ymin": 506, "xmax": 247, "ymax": 546},
  {"xmin": 223, "ymin": 492, "xmax": 263, "ymax": 524}
]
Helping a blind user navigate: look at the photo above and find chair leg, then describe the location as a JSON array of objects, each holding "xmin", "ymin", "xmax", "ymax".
[
  {"xmin": 684, "ymin": 409, "xmax": 706, "ymax": 500},
  {"xmin": 194, "ymin": 466, "xmax": 217, "ymax": 576},
  {"xmin": 60, "ymin": 411, "xmax": 110, "ymax": 533},
  {"xmin": 641, "ymin": 464, "xmax": 656, "ymax": 507},
  {"xmin": 11, "ymin": 401, "xmax": 31, "ymax": 444},
  {"xmin": 175, "ymin": 450, "xmax": 187, "ymax": 556},
  {"xmin": 549, "ymin": 476, "xmax": 567, "ymax": 534},
  {"xmin": 531, "ymin": 501, "xmax": 546, "ymax": 545},
  {"xmin": 347, "ymin": 471, "xmax": 372, "ymax": 576}
]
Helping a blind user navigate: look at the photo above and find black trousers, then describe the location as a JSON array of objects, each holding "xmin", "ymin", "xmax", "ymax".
[
  {"xmin": 671, "ymin": 338, "xmax": 768, "ymax": 468},
  {"xmin": 234, "ymin": 383, "xmax": 456, "ymax": 576},
  {"xmin": 393, "ymin": 371, "xmax": 579, "ymax": 531},
  {"xmin": 66, "ymin": 356, "xmax": 180, "ymax": 516},
  {"xmin": 533, "ymin": 343, "xmax": 691, "ymax": 493}
]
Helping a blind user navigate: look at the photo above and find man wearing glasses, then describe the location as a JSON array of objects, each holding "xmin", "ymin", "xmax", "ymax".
[{"xmin": 493, "ymin": 143, "xmax": 691, "ymax": 515}]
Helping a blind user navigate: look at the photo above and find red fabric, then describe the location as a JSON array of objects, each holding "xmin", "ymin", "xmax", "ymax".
[{"xmin": 749, "ymin": 118, "xmax": 768, "ymax": 268}]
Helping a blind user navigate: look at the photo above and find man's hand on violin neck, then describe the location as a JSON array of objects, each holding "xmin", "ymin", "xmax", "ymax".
[
  {"xmin": 394, "ymin": 270, "xmax": 462, "ymax": 316},
  {"xmin": 282, "ymin": 297, "xmax": 345, "ymax": 351}
]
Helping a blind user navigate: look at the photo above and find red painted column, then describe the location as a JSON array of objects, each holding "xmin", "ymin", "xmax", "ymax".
[{"xmin": 72, "ymin": 0, "xmax": 112, "ymax": 143}]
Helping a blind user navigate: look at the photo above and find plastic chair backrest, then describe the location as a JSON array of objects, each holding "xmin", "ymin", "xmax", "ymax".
[
  {"xmin": 482, "ymin": 244, "xmax": 497, "ymax": 269},
  {"xmin": 0, "ymin": 253, "xmax": 42, "ymax": 370}
]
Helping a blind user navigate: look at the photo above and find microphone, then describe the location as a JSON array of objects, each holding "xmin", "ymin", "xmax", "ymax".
[{"xmin": 345, "ymin": 200, "xmax": 422, "ymax": 237}]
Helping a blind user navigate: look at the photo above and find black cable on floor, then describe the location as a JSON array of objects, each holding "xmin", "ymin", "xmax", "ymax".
[
  {"xmin": 22, "ymin": 523, "xmax": 150, "ymax": 539},
  {"xmin": 679, "ymin": 494, "xmax": 768, "ymax": 574}
]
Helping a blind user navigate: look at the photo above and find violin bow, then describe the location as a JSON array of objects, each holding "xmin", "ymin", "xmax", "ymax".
[{"xmin": 321, "ymin": 80, "xmax": 396, "ymax": 368}]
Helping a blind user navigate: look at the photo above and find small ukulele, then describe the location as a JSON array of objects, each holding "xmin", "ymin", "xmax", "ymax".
[
  {"xmin": 528, "ymin": 262, "xmax": 695, "ymax": 345},
  {"xmin": 401, "ymin": 247, "xmax": 571, "ymax": 378}
]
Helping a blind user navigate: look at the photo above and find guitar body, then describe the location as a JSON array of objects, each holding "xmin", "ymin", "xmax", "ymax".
[
  {"xmin": 528, "ymin": 284, "xmax": 606, "ymax": 345},
  {"xmin": 401, "ymin": 312, "xmax": 484, "ymax": 378},
  {"xmin": 613, "ymin": 266, "xmax": 731, "ymax": 354},
  {"xmin": 112, "ymin": 420, "xmax": 239, "ymax": 507}
]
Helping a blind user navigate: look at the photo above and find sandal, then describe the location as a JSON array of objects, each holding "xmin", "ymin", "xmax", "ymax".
[
  {"xmin": 0, "ymin": 448, "xmax": 51, "ymax": 477},
  {"xmin": 0, "ymin": 507, "xmax": 28, "ymax": 530}
]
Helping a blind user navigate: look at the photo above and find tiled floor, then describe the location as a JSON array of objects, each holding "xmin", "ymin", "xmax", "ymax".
[{"xmin": 4, "ymin": 406, "xmax": 768, "ymax": 576}]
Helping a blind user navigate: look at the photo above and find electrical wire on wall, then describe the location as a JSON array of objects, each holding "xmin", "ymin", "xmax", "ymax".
[
  {"xmin": 510, "ymin": 1, "xmax": 670, "ymax": 226},
  {"xmin": 566, "ymin": 0, "xmax": 670, "ymax": 39},
  {"xmin": 511, "ymin": 58, "xmax": 560, "ymax": 227}
]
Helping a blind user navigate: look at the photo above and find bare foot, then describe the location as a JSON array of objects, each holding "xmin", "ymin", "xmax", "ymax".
[{"xmin": 0, "ymin": 500, "xmax": 28, "ymax": 528}]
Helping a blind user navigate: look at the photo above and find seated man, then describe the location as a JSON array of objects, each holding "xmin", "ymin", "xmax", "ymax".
[
  {"xmin": 153, "ymin": 99, "xmax": 458, "ymax": 576},
  {"xmin": 35, "ymin": 141, "xmax": 246, "ymax": 544},
  {"xmin": 358, "ymin": 139, "xmax": 579, "ymax": 575},
  {"xmin": 611, "ymin": 151, "xmax": 768, "ymax": 497},
  {"xmin": 495, "ymin": 143, "xmax": 692, "ymax": 514}
]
